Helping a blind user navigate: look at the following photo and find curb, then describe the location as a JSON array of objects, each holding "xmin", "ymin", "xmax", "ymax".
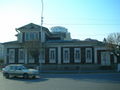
[{"xmin": 38, "ymin": 70, "xmax": 117, "ymax": 74}]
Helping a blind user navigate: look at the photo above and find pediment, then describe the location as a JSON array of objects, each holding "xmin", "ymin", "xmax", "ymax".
[
  {"xmin": 17, "ymin": 23, "xmax": 41, "ymax": 30},
  {"xmin": 16, "ymin": 23, "xmax": 49, "ymax": 33}
]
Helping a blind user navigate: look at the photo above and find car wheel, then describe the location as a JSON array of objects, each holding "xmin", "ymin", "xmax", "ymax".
[
  {"xmin": 23, "ymin": 73, "xmax": 29, "ymax": 79},
  {"xmin": 5, "ymin": 73, "xmax": 9, "ymax": 79}
]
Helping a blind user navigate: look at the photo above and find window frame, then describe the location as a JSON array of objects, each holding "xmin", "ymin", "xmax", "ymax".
[
  {"xmin": 74, "ymin": 48, "xmax": 81, "ymax": 63},
  {"xmin": 25, "ymin": 32, "xmax": 39, "ymax": 41},
  {"xmin": 85, "ymin": 48, "xmax": 92, "ymax": 63},
  {"xmin": 63, "ymin": 48, "xmax": 70, "ymax": 63},
  {"xmin": 18, "ymin": 49, "xmax": 25, "ymax": 63},
  {"xmin": 49, "ymin": 48, "xmax": 56, "ymax": 63},
  {"xmin": 8, "ymin": 49, "xmax": 15, "ymax": 63}
]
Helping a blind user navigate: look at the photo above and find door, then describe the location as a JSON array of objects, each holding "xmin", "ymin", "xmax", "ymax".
[{"xmin": 101, "ymin": 52, "xmax": 110, "ymax": 65}]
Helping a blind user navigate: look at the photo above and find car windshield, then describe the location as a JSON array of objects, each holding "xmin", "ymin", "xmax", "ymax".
[
  {"xmin": 17, "ymin": 65, "xmax": 27, "ymax": 70},
  {"xmin": 8, "ymin": 65, "xmax": 27, "ymax": 70},
  {"xmin": 21, "ymin": 66, "xmax": 27, "ymax": 69}
]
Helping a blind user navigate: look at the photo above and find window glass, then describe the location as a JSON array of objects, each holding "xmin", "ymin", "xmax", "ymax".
[
  {"xmin": 25, "ymin": 32, "xmax": 39, "ymax": 41},
  {"xmin": 9, "ymin": 49, "xmax": 15, "ymax": 63},
  {"xmin": 49, "ymin": 48, "xmax": 56, "ymax": 63},
  {"xmin": 19, "ymin": 50, "xmax": 25, "ymax": 59},
  {"xmin": 87, "ymin": 50, "xmax": 91, "ymax": 59},
  {"xmin": 10, "ymin": 66, "xmax": 16, "ymax": 70},
  {"xmin": 64, "ymin": 50, "xmax": 69, "ymax": 60},
  {"xmin": 63, "ymin": 48, "xmax": 70, "ymax": 63},
  {"xmin": 86, "ymin": 48, "xmax": 92, "ymax": 63}
]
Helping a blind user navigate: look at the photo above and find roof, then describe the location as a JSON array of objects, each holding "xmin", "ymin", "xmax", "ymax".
[
  {"xmin": 46, "ymin": 40, "xmax": 80, "ymax": 43},
  {"xmin": 3, "ymin": 41, "xmax": 18, "ymax": 45},
  {"xmin": 16, "ymin": 23, "xmax": 49, "ymax": 31},
  {"xmin": 46, "ymin": 39, "xmax": 103, "ymax": 45}
]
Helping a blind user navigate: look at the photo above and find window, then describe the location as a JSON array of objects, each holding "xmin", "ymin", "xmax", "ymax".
[
  {"xmin": 25, "ymin": 32, "xmax": 39, "ymax": 41},
  {"xmin": 39, "ymin": 49, "xmax": 45, "ymax": 63},
  {"xmin": 87, "ymin": 50, "xmax": 91, "ymax": 59},
  {"xmin": 63, "ymin": 48, "xmax": 70, "ymax": 63},
  {"xmin": 49, "ymin": 48, "xmax": 56, "ymax": 63},
  {"xmin": 74, "ymin": 48, "xmax": 81, "ymax": 63},
  {"xmin": 28, "ymin": 54, "xmax": 34, "ymax": 63},
  {"xmin": 18, "ymin": 49, "xmax": 25, "ymax": 63},
  {"xmin": 86, "ymin": 48, "xmax": 92, "ymax": 63},
  {"xmin": 25, "ymin": 32, "xmax": 29, "ymax": 41},
  {"xmin": 9, "ymin": 49, "xmax": 15, "ymax": 63}
]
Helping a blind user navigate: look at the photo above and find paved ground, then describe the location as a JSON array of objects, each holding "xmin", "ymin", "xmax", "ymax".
[{"xmin": 0, "ymin": 72, "xmax": 120, "ymax": 90}]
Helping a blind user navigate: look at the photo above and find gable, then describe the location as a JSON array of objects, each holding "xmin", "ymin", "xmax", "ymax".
[{"xmin": 16, "ymin": 23, "xmax": 49, "ymax": 32}]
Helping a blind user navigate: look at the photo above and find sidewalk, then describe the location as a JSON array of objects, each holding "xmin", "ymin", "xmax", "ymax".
[{"xmin": 38, "ymin": 70, "xmax": 117, "ymax": 74}]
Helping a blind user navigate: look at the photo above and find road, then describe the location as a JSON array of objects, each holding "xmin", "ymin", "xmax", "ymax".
[{"xmin": 0, "ymin": 72, "xmax": 120, "ymax": 90}]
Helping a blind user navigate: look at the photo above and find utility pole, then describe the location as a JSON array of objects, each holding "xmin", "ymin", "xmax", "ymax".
[
  {"xmin": 39, "ymin": 0, "xmax": 44, "ymax": 72},
  {"xmin": 41, "ymin": 0, "xmax": 44, "ymax": 42}
]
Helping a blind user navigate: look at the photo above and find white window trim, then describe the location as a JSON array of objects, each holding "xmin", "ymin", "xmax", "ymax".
[
  {"xmin": 18, "ymin": 49, "xmax": 25, "ymax": 63},
  {"xmin": 63, "ymin": 48, "xmax": 70, "ymax": 63},
  {"xmin": 49, "ymin": 48, "xmax": 56, "ymax": 63},
  {"xmin": 85, "ymin": 48, "xmax": 92, "ymax": 63},
  {"xmin": 9, "ymin": 49, "xmax": 15, "ymax": 63},
  {"xmin": 74, "ymin": 48, "xmax": 81, "ymax": 63}
]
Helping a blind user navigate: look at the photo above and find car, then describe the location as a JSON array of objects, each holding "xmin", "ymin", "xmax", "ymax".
[{"xmin": 2, "ymin": 64, "xmax": 39, "ymax": 79}]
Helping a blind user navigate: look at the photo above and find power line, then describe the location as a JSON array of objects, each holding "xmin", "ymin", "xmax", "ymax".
[{"xmin": 44, "ymin": 23, "xmax": 120, "ymax": 26}]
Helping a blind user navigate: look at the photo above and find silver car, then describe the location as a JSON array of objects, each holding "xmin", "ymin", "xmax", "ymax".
[{"xmin": 2, "ymin": 64, "xmax": 39, "ymax": 79}]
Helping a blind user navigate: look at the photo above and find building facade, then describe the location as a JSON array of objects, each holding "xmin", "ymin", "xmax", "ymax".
[
  {"xmin": 3, "ymin": 23, "xmax": 117, "ymax": 70},
  {"xmin": 0, "ymin": 43, "xmax": 4, "ymax": 59}
]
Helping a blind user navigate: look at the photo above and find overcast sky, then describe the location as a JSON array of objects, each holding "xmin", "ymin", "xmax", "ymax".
[{"xmin": 0, "ymin": 0, "xmax": 120, "ymax": 42}]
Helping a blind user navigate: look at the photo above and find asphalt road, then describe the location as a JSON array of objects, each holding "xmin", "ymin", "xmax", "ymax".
[{"xmin": 0, "ymin": 72, "xmax": 120, "ymax": 90}]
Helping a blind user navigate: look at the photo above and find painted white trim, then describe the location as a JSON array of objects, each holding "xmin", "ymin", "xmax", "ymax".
[
  {"xmin": 58, "ymin": 46, "xmax": 61, "ymax": 64},
  {"xmin": 85, "ymin": 48, "xmax": 92, "ymax": 63},
  {"xmin": 49, "ymin": 48, "xmax": 56, "ymax": 63},
  {"xmin": 8, "ymin": 49, "xmax": 15, "ymax": 63},
  {"xmin": 94, "ymin": 47, "xmax": 107, "ymax": 64},
  {"xmin": 74, "ymin": 48, "xmax": 81, "ymax": 63},
  {"xmin": 63, "ymin": 48, "xmax": 70, "ymax": 63}
]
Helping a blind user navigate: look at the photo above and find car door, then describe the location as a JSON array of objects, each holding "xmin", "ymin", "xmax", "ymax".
[
  {"xmin": 15, "ymin": 66, "xmax": 24, "ymax": 76},
  {"xmin": 9, "ymin": 66, "xmax": 16, "ymax": 75}
]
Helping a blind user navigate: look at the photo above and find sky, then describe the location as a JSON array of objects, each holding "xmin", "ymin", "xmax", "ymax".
[{"xmin": 0, "ymin": 0, "xmax": 120, "ymax": 42}]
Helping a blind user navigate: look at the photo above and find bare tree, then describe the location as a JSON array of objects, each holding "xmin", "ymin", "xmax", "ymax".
[
  {"xmin": 105, "ymin": 32, "xmax": 120, "ymax": 63},
  {"xmin": 22, "ymin": 40, "xmax": 44, "ymax": 64}
]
